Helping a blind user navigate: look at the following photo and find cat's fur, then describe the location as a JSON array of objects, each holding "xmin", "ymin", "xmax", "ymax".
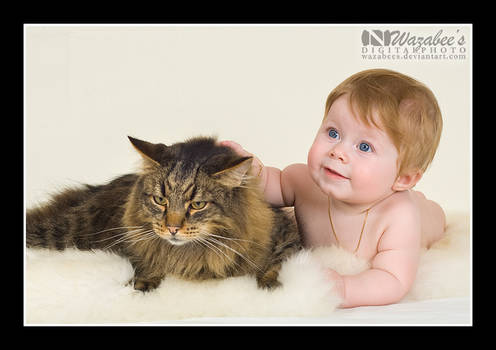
[{"xmin": 26, "ymin": 136, "xmax": 302, "ymax": 291}]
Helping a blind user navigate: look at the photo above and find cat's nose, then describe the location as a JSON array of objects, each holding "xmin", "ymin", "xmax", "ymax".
[{"xmin": 166, "ymin": 226, "xmax": 181, "ymax": 235}]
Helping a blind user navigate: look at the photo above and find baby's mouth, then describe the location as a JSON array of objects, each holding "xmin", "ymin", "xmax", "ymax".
[{"xmin": 324, "ymin": 167, "xmax": 349, "ymax": 180}]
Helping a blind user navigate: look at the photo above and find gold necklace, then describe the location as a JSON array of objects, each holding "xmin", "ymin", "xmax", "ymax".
[{"xmin": 327, "ymin": 196, "xmax": 369, "ymax": 254}]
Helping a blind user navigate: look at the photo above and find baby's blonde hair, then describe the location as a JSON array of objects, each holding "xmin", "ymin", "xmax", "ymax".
[{"xmin": 324, "ymin": 69, "xmax": 442, "ymax": 176}]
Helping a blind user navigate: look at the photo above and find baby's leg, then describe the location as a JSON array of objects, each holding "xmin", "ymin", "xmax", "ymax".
[{"xmin": 412, "ymin": 191, "xmax": 446, "ymax": 248}]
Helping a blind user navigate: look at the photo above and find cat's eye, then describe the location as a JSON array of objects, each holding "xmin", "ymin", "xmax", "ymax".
[
  {"xmin": 152, "ymin": 195, "xmax": 167, "ymax": 206},
  {"xmin": 190, "ymin": 201, "xmax": 207, "ymax": 210}
]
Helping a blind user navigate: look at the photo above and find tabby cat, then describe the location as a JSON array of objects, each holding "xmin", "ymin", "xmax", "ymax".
[{"xmin": 26, "ymin": 136, "xmax": 302, "ymax": 292}]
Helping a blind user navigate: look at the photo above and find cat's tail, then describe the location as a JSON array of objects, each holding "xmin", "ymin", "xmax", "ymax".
[
  {"xmin": 26, "ymin": 206, "xmax": 73, "ymax": 250},
  {"xmin": 25, "ymin": 187, "xmax": 91, "ymax": 250}
]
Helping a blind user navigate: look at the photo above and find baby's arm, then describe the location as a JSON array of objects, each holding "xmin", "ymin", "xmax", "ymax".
[
  {"xmin": 330, "ymin": 203, "xmax": 421, "ymax": 308},
  {"xmin": 262, "ymin": 166, "xmax": 292, "ymax": 206}
]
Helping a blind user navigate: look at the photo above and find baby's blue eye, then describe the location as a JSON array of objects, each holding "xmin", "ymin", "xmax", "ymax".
[
  {"xmin": 328, "ymin": 129, "xmax": 339, "ymax": 139},
  {"xmin": 358, "ymin": 142, "xmax": 372, "ymax": 152}
]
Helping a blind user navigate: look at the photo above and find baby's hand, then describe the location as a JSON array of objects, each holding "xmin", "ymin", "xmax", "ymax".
[
  {"xmin": 220, "ymin": 140, "xmax": 264, "ymax": 177},
  {"xmin": 219, "ymin": 140, "xmax": 252, "ymax": 157}
]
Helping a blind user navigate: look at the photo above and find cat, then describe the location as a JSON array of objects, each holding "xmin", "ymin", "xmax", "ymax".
[{"xmin": 26, "ymin": 136, "xmax": 302, "ymax": 292}]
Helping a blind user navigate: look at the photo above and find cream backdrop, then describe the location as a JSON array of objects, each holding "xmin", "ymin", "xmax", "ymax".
[{"xmin": 25, "ymin": 24, "xmax": 472, "ymax": 214}]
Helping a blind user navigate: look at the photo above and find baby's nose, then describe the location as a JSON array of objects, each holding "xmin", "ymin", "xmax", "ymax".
[{"xmin": 329, "ymin": 146, "xmax": 347, "ymax": 163}]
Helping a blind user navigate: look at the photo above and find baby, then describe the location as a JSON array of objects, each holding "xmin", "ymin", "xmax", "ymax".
[{"xmin": 222, "ymin": 69, "xmax": 446, "ymax": 308}]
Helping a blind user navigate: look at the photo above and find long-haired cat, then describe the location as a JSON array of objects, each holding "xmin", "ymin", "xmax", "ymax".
[{"xmin": 26, "ymin": 136, "xmax": 302, "ymax": 291}]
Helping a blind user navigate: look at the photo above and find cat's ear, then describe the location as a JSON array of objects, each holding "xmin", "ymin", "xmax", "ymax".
[
  {"xmin": 211, "ymin": 157, "xmax": 253, "ymax": 188},
  {"xmin": 128, "ymin": 136, "xmax": 167, "ymax": 167}
]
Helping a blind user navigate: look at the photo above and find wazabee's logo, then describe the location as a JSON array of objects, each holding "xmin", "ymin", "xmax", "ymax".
[
  {"xmin": 362, "ymin": 30, "xmax": 394, "ymax": 46},
  {"xmin": 360, "ymin": 28, "xmax": 467, "ymax": 60},
  {"xmin": 361, "ymin": 29, "xmax": 466, "ymax": 47}
]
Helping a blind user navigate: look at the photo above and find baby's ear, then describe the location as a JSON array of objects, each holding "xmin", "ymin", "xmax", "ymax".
[
  {"xmin": 392, "ymin": 170, "xmax": 423, "ymax": 191},
  {"xmin": 128, "ymin": 136, "xmax": 168, "ymax": 167},
  {"xmin": 211, "ymin": 157, "xmax": 253, "ymax": 188}
]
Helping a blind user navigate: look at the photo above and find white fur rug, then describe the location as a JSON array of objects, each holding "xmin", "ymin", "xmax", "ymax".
[{"xmin": 25, "ymin": 212, "xmax": 470, "ymax": 324}]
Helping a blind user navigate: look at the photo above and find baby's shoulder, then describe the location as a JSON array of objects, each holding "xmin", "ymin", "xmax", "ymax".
[
  {"xmin": 379, "ymin": 190, "xmax": 419, "ymax": 217},
  {"xmin": 282, "ymin": 163, "xmax": 311, "ymax": 188},
  {"xmin": 376, "ymin": 191, "xmax": 421, "ymax": 248},
  {"xmin": 281, "ymin": 163, "xmax": 327, "ymax": 206},
  {"xmin": 282, "ymin": 163, "xmax": 320, "ymax": 195},
  {"xmin": 282, "ymin": 163, "xmax": 309, "ymax": 176}
]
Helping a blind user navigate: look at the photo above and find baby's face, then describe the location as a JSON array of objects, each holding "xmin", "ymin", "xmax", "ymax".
[{"xmin": 307, "ymin": 94, "xmax": 399, "ymax": 205}]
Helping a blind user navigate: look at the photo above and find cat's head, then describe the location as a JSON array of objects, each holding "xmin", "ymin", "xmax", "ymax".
[{"xmin": 128, "ymin": 136, "xmax": 256, "ymax": 246}]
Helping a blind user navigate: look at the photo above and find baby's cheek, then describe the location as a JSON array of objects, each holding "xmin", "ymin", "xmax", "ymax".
[
  {"xmin": 306, "ymin": 151, "xmax": 321, "ymax": 179},
  {"xmin": 351, "ymin": 165, "xmax": 390, "ymax": 197},
  {"xmin": 306, "ymin": 145, "xmax": 319, "ymax": 170},
  {"xmin": 350, "ymin": 165, "xmax": 373, "ymax": 186}
]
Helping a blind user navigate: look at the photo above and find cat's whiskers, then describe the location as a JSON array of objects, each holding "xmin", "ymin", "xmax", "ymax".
[
  {"xmin": 92, "ymin": 227, "xmax": 148, "ymax": 243},
  {"xmin": 127, "ymin": 230, "xmax": 159, "ymax": 247},
  {"xmin": 194, "ymin": 237, "xmax": 256, "ymax": 276},
  {"xmin": 102, "ymin": 228, "xmax": 155, "ymax": 251},
  {"xmin": 237, "ymin": 184, "xmax": 258, "ymax": 190},
  {"xmin": 206, "ymin": 233, "xmax": 268, "ymax": 250},
  {"xmin": 194, "ymin": 236, "xmax": 233, "ymax": 263},
  {"xmin": 80, "ymin": 226, "xmax": 144, "ymax": 237},
  {"xmin": 204, "ymin": 236, "xmax": 262, "ymax": 272}
]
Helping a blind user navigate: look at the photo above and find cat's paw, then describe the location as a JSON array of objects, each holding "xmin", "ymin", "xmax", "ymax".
[
  {"xmin": 133, "ymin": 278, "xmax": 160, "ymax": 292},
  {"xmin": 256, "ymin": 276, "xmax": 282, "ymax": 290},
  {"xmin": 256, "ymin": 267, "xmax": 283, "ymax": 290}
]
